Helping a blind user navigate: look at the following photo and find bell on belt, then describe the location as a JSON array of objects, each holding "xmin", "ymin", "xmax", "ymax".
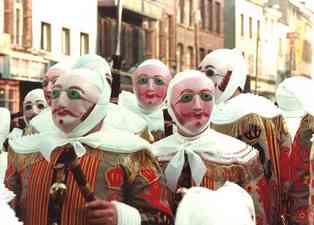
[{"xmin": 49, "ymin": 182, "xmax": 67, "ymax": 205}]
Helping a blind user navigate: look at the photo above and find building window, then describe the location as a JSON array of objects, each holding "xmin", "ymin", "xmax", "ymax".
[
  {"xmin": 167, "ymin": 15, "xmax": 172, "ymax": 64},
  {"xmin": 208, "ymin": 0, "xmax": 213, "ymax": 31},
  {"xmin": 215, "ymin": 2, "xmax": 221, "ymax": 33},
  {"xmin": 303, "ymin": 40, "xmax": 312, "ymax": 63},
  {"xmin": 278, "ymin": 38, "xmax": 283, "ymax": 56},
  {"xmin": 80, "ymin": 32, "xmax": 89, "ymax": 55},
  {"xmin": 257, "ymin": 20, "xmax": 260, "ymax": 39},
  {"xmin": 14, "ymin": 3, "xmax": 23, "ymax": 45},
  {"xmin": 187, "ymin": 46, "xmax": 194, "ymax": 69},
  {"xmin": 178, "ymin": 0, "xmax": 185, "ymax": 24},
  {"xmin": 200, "ymin": 0, "xmax": 205, "ymax": 29},
  {"xmin": 177, "ymin": 43, "xmax": 184, "ymax": 72},
  {"xmin": 61, "ymin": 28, "xmax": 70, "ymax": 55},
  {"xmin": 199, "ymin": 48, "xmax": 206, "ymax": 61},
  {"xmin": 0, "ymin": 82, "xmax": 19, "ymax": 112},
  {"xmin": 249, "ymin": 17, "xmax": 253, "ymax": 39},
  {"xmin": 41, "ymin": 22, "xmax": 51, "ymax": 51},
  {"xmin": 188, "ymin": 0, "xmax": 193, "ymax": 26},
  {"xmin": 240, "ymin": 14, "xmax": 244, "ymax": 36},
  {"xmin": 0, "ymin": 88, "xmax": 5, "ymax": 107}
]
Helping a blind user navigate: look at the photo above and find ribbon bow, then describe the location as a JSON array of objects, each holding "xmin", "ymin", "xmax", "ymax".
[{"xmin": 164, "ymin": 141, "xmax": 208, "ymax": 192}]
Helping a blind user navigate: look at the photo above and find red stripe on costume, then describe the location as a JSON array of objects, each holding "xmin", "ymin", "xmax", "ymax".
[
  {"xmin": 256, "ymin": 177, "xmax": 271, "ymax": 225},
  {"xmin": 200, "ymin": 176, "xmax": 215, "ymax": 190},
  {"xmin": 61, "ymin": 154, "xmax": 100, "ymax": 225},
  {"xmin": 25, "ymin": 160, "xmax": 52, "ymax": 225}
]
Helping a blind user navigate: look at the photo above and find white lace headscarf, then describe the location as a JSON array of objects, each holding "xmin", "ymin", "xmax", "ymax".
[{"xmin": 276, "ymin": 76, "xmax": 314, "ymax": 138}]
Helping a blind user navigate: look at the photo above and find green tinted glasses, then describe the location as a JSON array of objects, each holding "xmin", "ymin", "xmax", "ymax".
[
  {"xmin": 180, "ymin": 92, "xmax": 213, "ymax": 103},
  {"xmin": 51, "ymin": 89, "xmax": 82, "ymax": 100},
  {"xmin": 137, "ymin": 77, "xmax": 165, "ymax": 86}
]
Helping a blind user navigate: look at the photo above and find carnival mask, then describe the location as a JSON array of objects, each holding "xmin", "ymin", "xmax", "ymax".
[
  {"xmin": 133, "ymin": 59, "xmax": 171, "ymax": 110},
  {"xmin": 198, "ymin": 49, "xmax": 247, "ymax": 104},
  {"xmin": 43, "ymin": 62, "xmax": 73, "ymax": 106},
  {"xmin": 23, "ymin": 89, "xmax": 48, "ymax": 123},
  {"xmin": 169, "ymin": 71, "xmax": 215, "ymax": 136},
  {"xmin": 51, "ymin": 72, "xmax": 101, "ymax": 133}
]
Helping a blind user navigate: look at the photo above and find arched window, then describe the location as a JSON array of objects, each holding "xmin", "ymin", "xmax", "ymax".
[
  {"xmin": 177, "ymin": 43, "xmax": 184, "ymax": 72},
  {"xmin": 199, "ymin": 48, "xmax": 206, "ymax": 62}
]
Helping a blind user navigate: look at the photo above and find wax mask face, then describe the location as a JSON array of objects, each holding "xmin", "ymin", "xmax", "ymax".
[
  {"xmin": 51, "ymin": 74, "xmax": 101, "ymax": 133},
  {"xmin": 43, "ymin": 68, "xmax": 68, "ymax": 106},
  {"xmin": 170, "ymin": 77, "xmax": 215, "ymax": 136},
  {"xmin": 23, "ymin": 91, "xmax": 48, "ymax": 123},
  {"xmin": 133, "ymin": 64, "xmax": 171, "ymax": 110},
  {"xmin": 198, "ymin": 49, "xmax": 247, "ymax": 104},
  {"xmin": 199, "ymin": 65, "xmax": 232, "ymax": 102}
]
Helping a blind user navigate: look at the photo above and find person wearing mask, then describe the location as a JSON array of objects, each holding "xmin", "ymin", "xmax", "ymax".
[
  {"xmin": 153, "ymin": 70, "xmax": 268, "ymax": 225},
  {"xmin": 119, "ymin": 59, "xmax": 173, "ymax": 142},
  {"xmin": 199, "ymin": 49, "xmax": 285, "ymax": 225},
  {"xmin": 6, "ymin": 59, "xmax": 172, "ymax": 225},
  {"xmin": 276, "ymin": 77, "xmax": 314, "ymax": 225}
]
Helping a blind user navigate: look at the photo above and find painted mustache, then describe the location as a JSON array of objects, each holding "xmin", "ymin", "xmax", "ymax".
[
  {"xmin": 53, "ymin": 107, "xmax": 78, "ymax": 117},
  {"xmin": 181, "ymin": 111, "xmax": 210, "ymax": 119},
  {"xmin": 218, "ymin": 70, "xmax": 232, "ymax": 92},
  {"xmin": 141, "ymin": 91, "xmax": 163, "ymax": 99}
]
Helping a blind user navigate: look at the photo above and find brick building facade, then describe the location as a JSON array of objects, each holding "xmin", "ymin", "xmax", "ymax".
[{"xmin": 176, "ymin": 0, "xmax": 224, "ymax": 72}]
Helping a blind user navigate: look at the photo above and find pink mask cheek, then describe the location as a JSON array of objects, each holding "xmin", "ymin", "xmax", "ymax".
[
  {"xmin": 155, "ymin": 85, "xmax": 167, "ymax": 99},
  {"xmin": 203, "ymin": 102, "xmax": 213, "ymax": 117},
  {"xmin": 173, "ymin": 102, "xmax": 193, "ymax": 125},
  {"xmin": 175, "ymin": 101, "xmax": 212, "ymax": 133},
  {"xmin": 136, "ymin": 85, "xmax": 165, "ymax": 107}
]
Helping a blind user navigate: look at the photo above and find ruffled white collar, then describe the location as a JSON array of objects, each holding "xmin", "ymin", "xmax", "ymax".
[
  {"xmin": 118, "ymin": 91, "xmax": 165, "ymax": 132},
  {"xmin": 152, "ymin": 128, "xmax": 255, "ymax": 191},
  {"xmin": 211, "ymin": 93, "xmax": 281, "ymax": 124}
]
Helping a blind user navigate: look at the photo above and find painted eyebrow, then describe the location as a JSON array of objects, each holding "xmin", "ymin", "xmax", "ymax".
[
  {"xmin": 137, "ymin": 74, "xmax": 148, "ymax": 77},
  {"xmin": 68, "ymin": 86, "xmax": 86, "ymax": 94},
  {"xmin": 35, "ymin": 100, "xmax": 45, "ymax": 103},
  {"xmin": 153, "ymin": 75, "xmax": 166, "ymax": 79},
  {"xmin": 200, "ymin": 89, "xmax": 213, "ymax": 92},
  {"xmin": 53, "ymin": 84, "xmax": 62, "ymax": 89},
  {"xmin": 205, "ymin": 65, "xmax": 215, "ymax": 70},
  {"xmin": 24, "ymin": 101, "xmax": 32, "ymax": 105},
  {"xmin": 180, "ymin": 89, "xmax": 194, "ymax": 95}
]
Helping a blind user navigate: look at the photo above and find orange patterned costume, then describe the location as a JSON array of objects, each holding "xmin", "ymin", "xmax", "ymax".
[
  {"xmin": 153, "ymin": 129, "xmax": 269, "ymax": 225},
  {"xmin": 6, "ymin": 139, "xmax": 173, "ymax": 225}
]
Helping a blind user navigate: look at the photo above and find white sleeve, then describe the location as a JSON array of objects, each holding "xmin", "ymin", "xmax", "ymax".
[{"xmin": 112, "ymin": 201, "xmax": 141, "ymax": 225}]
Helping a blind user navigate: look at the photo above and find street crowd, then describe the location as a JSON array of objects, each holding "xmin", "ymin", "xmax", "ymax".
[{"xmin": 0, "ymin": 49, "xmax": 313, "ymax": 225}]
